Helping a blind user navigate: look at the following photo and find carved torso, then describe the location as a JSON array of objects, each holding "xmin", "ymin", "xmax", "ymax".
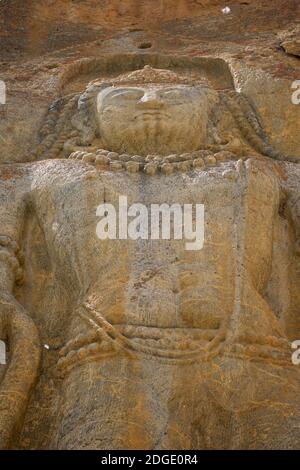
[{"xmin": 25, "ymin": 156, "xmax": 280, "ymax": 368}]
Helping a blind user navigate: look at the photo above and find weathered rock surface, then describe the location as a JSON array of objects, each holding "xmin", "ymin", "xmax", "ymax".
[{"xmin": 0, "ymin": 0, "xmax": 300, "ymax": 450}]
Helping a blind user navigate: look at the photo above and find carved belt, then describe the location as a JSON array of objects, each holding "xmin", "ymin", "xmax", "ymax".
[
  {"xmin": 56, "ymin": 298, "xmax": 219, "ymax": 376},
  {"xmin": 56, "ymin": 297, "xmax": 291, "ymax": 377}
]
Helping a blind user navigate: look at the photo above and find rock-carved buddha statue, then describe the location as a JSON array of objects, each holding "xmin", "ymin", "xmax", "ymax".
[{"xmin": 0, "ymin": 64, "xmax": 300, "ymax": 449}]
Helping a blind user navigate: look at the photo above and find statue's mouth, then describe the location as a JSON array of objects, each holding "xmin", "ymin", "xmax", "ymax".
[{"xmin": 135, "ymin": 111, "xmax": 170, "ymax": 120}]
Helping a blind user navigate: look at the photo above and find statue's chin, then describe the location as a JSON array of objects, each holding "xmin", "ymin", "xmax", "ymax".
[{"xmin": 101, "ymin": 128, "xmax": 202, "ymax": 156}]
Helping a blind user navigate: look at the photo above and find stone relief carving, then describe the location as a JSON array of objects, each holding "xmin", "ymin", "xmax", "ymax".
[
  {"xmin": 33, "ymin": 64, "xmax": 297, "ymax": 164},
  {"xmin": 0, "ymin": 56, "xmax": 300, "ymax": 449}
]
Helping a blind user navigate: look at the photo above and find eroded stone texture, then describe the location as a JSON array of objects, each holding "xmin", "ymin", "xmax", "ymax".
[{"xmin": 0, "ymin": 0, "xmax": 300, "ymax": 450}]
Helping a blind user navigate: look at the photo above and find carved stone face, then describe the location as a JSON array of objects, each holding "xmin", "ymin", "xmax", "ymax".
[{"xmin": 97, "ymin": 84, "xmax": 209, "ymax": 155}]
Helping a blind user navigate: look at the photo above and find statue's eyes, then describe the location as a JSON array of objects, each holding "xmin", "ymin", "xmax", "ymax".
[
  {"xmin": 108, "ymin": 90, "xmax": 144, "ymax": 101},
  {"xmin": 162, "ymin": 90, "xmax": 183, "ymax": 99}
]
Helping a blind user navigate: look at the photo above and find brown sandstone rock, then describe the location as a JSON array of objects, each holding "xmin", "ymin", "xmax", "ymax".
[{"xmin": 0, "ymin": 0, "xmax": 300, "ymax": 450}]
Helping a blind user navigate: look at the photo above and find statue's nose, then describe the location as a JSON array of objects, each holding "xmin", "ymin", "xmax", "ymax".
[{"xmin": 138, "ymin": 91, "xmax": 164, "ymax": 108}]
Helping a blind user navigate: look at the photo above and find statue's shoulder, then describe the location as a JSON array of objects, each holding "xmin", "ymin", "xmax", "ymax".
[
  {"xmin": 0, "ymin": 159, "xmax": 96, "ymax": 193},
  {"xmin": 28, "ymin": 158, "xmax": 99, "ymax": 188}
]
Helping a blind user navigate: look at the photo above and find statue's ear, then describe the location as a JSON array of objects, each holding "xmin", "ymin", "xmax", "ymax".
[
  {"xmin": 74, "ymin": 82, "xmax": 113, "ymax": 143},
  {"xmin": 71, "ymin": 109, "xmax": 86, "ymax": 131},
  {"xmin": 93, "ymin": 83, "xmax": 113, "ymax": 138},
  {"xmin": 78, "ymin": 82, "xmax": 112, "ymax": 107}
]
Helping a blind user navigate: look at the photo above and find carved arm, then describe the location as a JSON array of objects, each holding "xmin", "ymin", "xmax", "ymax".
[{"xmin": 0, "ymin": 178, "xmax": 40, "ymax": 449}]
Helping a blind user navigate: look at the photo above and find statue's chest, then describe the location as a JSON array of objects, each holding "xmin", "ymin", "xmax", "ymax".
[
  {"xmin": 32, "ymin": 160, "xmax": 273, "ymax": 272},
  {"xmin": 34, "ymin": 164, "xmax": 240, "ymax": 241}
]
